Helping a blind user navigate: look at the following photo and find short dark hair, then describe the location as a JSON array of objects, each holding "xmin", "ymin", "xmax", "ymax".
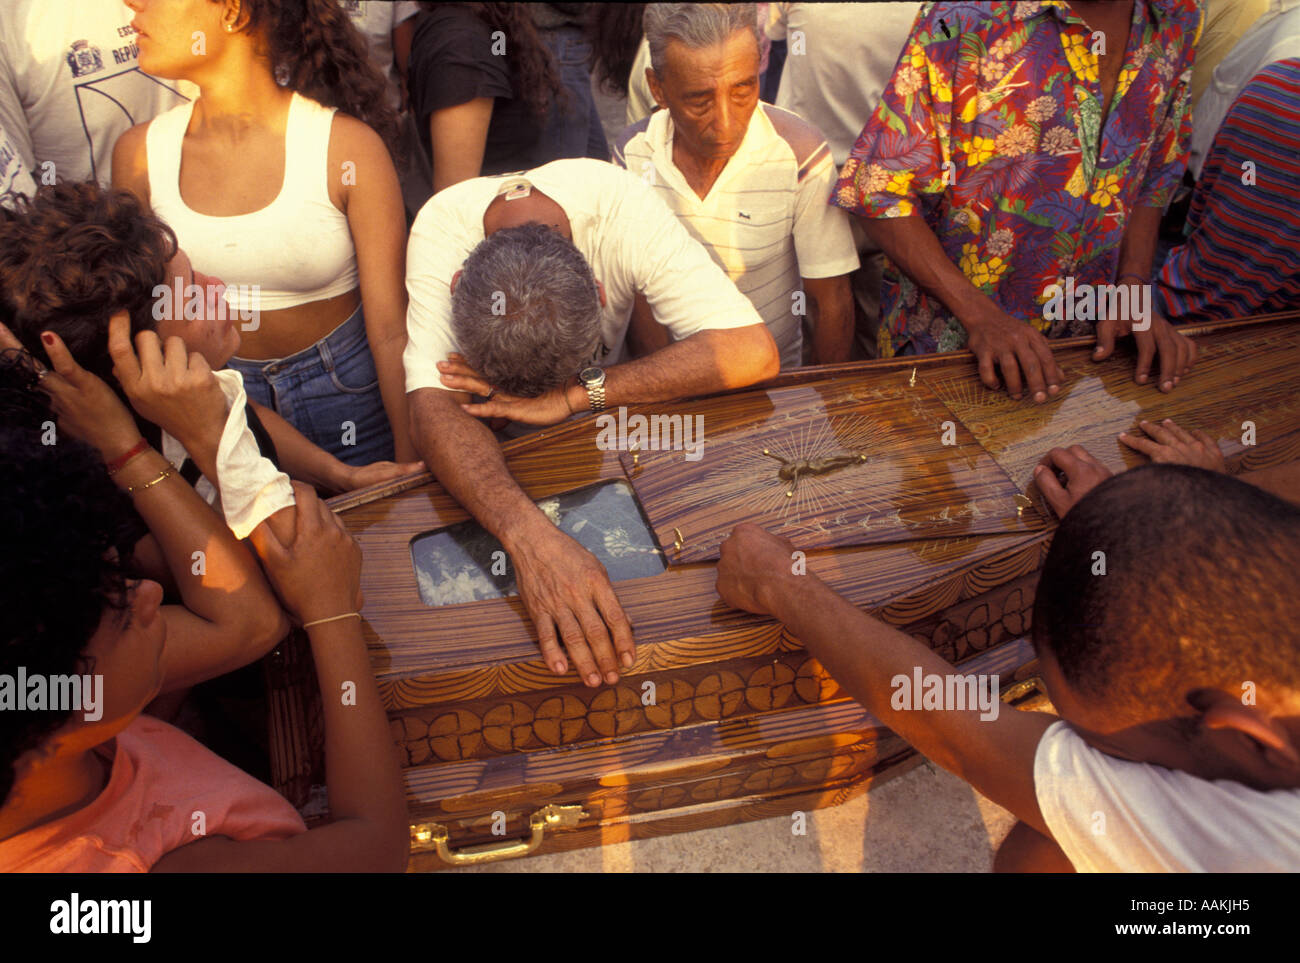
[
  {"xmin": 0, "ymin": 353, "xmax": 145, "ymax": 806},
  {"xmin": 451, "ymin": 223, "xmax": 602, "ymax": 397},
  {"xmin": 1032, "ymin": 464, "xmax": 1300, "ymax": 719},
  {"xmin": 0, "ymin": 181, "xmax": 177, "ymax": 386}
]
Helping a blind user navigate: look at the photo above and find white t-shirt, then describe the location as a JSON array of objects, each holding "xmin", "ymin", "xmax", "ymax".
[
  {"xmin": 0, "ymin": 0, "xmax": 193, "ymax": 190},
  {"xmin": 1034, "ymin": 720, "xmax": 1300, "ymax": 872},
  {"xmin": 614, "ymin": 103, "xmax": 859, "ymax": 369},
  {"xmin": 0, "ymin": 117, "xmax": 36, "ymax": 208},
  {"xmin": 1190, "ymin": 0, "xmax": 1300, "ymax": 178},
  {"xmin": 338, "ymin": 0, "xmax": 420, "ymax": 111},
  {"xmin": 403, "ymin": 157, "xmax": 765, "ymax": 395},
  {"xmin": 774, "ymin": 2, "xmax": 921, "ymax": 169}
]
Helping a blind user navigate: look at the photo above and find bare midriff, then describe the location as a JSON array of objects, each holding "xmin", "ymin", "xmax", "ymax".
[{"xmin": 234, "ymin": 286, "xmax": 362, "ymax": 360}]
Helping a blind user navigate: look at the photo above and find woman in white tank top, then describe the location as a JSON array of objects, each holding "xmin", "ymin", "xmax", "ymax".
[{"xmin": 112, "ymin": 0, "xmax": 415, "ymax": 465}]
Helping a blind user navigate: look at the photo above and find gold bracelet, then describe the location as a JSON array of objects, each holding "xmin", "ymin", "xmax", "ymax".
[
  {"xmin": 126, "ymin": 465, "xmax": 177, "ymax": 495},
  {"xmin": 301, "ymin": 612, "xmax": 362, "ymax": 630}
]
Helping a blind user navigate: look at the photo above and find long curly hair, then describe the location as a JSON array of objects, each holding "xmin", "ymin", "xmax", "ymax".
[
  {"xmin": 0, "ymin": 182, "xmax": 176, "ymax": 390},
  {"xmin": 235, "ymin": 0, "xmax": 400, "ymax": 144},
  {"xmin": 421, "ymin": 3, "xmax": 567, "ymax": 119},
  {"xmin": 0, "ymin": 354, "xmax": 144, "ymax": 808}
]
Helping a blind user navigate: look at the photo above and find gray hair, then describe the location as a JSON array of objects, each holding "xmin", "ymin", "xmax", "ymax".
[
  {"xmin": 644, "ymin": 3, "xmax": 760, "ymax": 77},
  {"xmin": 451, "ymin": 223, "xmax": 602, "ymax": 398}
]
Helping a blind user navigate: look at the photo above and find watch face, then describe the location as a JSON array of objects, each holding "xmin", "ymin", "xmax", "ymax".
[{"xmin": 579, "ymin": 366, "xmax": 604, "ymax": 385}]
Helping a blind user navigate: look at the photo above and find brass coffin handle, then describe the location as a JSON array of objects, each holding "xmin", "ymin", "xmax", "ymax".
[{"xmin": 412, "ymin": 803, "xmax": 588, "ymax": 867}]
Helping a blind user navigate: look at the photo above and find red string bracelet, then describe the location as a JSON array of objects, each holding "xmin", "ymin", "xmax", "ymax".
[{"xmin": 105, "ymin": 439, "xmax": 150, "ymax": 475}]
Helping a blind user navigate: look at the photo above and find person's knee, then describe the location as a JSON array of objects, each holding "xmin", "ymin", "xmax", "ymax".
[{"xmin": 994, "ymin": 820, "xmax": 1075, "ymax": 873}]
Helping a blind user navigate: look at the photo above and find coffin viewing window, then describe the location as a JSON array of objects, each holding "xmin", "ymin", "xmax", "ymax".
[{"xmin": 409, "ymin": 479, "xmax": 666, "ymax": 607}]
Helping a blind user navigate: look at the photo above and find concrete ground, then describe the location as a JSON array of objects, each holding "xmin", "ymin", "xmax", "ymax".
[
  {"xmin": 447, "ymin": 760, "xmax": 1017, "ymax": 873},
  {"xmin": 448, "ymin": 82, "xmax": 1017, "ymax": 875}
]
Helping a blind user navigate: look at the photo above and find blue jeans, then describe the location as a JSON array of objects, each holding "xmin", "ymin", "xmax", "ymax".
[
  {"xmin": 535, "ymin": 27, "xmax": 611, "ymax": 163},
  {"xmin": 225, "ymin": 304, "xmax": 395, "ymax": 467}
]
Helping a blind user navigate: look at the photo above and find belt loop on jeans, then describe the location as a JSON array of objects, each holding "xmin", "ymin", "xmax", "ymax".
[{"xmin": 318, "ymin": 330, "xmax": 336, "ymax": 372}]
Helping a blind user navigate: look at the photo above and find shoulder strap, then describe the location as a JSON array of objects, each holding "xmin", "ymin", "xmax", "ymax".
[{"xmin": 144, "ymin": 100, "xmax": 195, "ymax": 207}]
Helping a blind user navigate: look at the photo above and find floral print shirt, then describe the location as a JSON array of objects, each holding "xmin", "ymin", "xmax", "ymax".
[{"xmin": 832, "ymin": 0, "xmax": 1203, "ymax": 356}]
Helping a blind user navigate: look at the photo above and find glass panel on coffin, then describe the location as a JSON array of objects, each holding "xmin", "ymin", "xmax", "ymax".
[{"xmin": 409, "ymin": 479, "xmax": 666, "ymax": 607}]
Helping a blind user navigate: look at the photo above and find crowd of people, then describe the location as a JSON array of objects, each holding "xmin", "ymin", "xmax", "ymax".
[{"xmin": 0, "ymin": 1, "xmax": 1296, "ymax": 874}]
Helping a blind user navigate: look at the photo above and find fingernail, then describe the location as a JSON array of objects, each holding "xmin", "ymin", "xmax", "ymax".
[
  {"xmin": 586, "ymin": 672, "xmax": 600, "ymax": 686},
  {"xmin": 1118, "ymin": 432, "xmax": 1128, "ymax": 439},
  {"xmin": 1033, "ymin": 465, "xmax": 1045, "ymax": 474},
  {"xmin": 1034, "ymin": 392, "xmax": 1045, "ymax": 403},
  {"xmin": 552, "ymin": 660, "xmax": 566, "ymax": 674},
  {"xmin": 604, "ymin": 671, "xmax": 619, "ymax": 684},
  {"xmin": 1137, "ymin": 375, "xmax": 1148, "ymax": 383},
  {"xmin": 1162, "ymin": 381, "xmax": 1173, "ymax": 391},
  {"xmin": 41, "ymin": 332, "xmax": 54, "ymax": 346},
  {"xmin": 621, "ymin": 652, "xmax": 634, "ymax": 668}
]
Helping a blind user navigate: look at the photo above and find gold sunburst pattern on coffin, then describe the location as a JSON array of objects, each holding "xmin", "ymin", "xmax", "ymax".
[
  {"xmin": 621, "ymin": 373, "xmax": 1045, "ymax": 563},
  {"xmin": 925, "ymin": 324, "xmax": 1300, "ymax": 516}
]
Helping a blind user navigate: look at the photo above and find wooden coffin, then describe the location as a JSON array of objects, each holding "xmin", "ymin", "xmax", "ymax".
[{"xmin": 265, "ymin": 313, "xmax": 1300, "ymax": 870}]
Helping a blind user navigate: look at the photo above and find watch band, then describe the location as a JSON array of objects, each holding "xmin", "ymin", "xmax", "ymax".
[{"xmin": 585, "ymin": 380, "xmax": 607, "ymax": 412}]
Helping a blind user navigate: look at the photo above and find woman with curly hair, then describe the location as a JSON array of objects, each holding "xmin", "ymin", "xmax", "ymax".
[
  {"xmin": 0, "ymin": 182, "xmax": 420, "ymax": 499},
  {"xmin": 112, "ymin": 0, "xmax": 415, "ymax": 467},
  {"xmin": 406, "ymin": 2, "xmax": 605, "ymax": 200}
]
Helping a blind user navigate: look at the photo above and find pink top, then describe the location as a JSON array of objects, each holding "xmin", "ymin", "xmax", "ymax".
[{"xmin": 0, "ymin": 715, "xmax": 306, "ymax": 872}]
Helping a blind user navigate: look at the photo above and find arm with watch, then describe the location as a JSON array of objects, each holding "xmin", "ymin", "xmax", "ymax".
[{"xmin": 437, "ymin": 320, "xmax": 780, "ymax": 425}]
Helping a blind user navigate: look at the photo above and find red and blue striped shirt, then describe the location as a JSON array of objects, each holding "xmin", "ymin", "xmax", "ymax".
[{"xmin": 1159, "ymin": 58, "xmax": 1300, "ymax": 322}]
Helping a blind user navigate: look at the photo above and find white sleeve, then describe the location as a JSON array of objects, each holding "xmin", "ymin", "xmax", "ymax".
[
  {"xmin": 792, "ymin": 146, "xmax": 859, "ymax": 279},
  {"xmin": 160, "ymin": 370, "xmax": 295, "ymax": 541},
  {"xmin": 394, "ymin": 1, "xmax": 421, "ymax": 24},
  {"xmin": 616, "ymin": 172, "xmax": 766, "ymax": 341},
  {"xmin": 1033, "ymin": 720, "xmax": 1300, "ymax": 872},
  {"xmin": 403, "ymin": 197, "xmax": 475, "ymax": 394}
]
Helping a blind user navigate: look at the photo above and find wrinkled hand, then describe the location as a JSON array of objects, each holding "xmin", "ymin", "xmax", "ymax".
[
  {"xmin": 716, "ymin": 523, "xmax": 802, "ymax": 617},
  {"xmin": 1094, "ymin": 312, "xmax": 1197, "ymax": 392},
  {"xmin": 1119, "ymin": 418, "xmax": 1225, "ymax": 472},
  {"xmin": 966, "ymin": 311, "xmax": 1064, "ymax": 403},
  {"xmin": 343, "ymin": 459, "xmax": 426, "ymax": 492},
  {"xmin": 0, "ymin": 317, "xmax": 141, "ymax": 460},
  {"xmin": 256, "ymin": 482, "xmax": 363, "ymax": 625},
  {"xmin": 438, "ymin": 353, "xmax": 575, "ymax": 426},
  {"xmin": 1032, "ymin": 445, "xmax": 1114, "ymax": 518},
  {"xmin": 107, "ymin": 311, "xmax": 227, "ymax": 455},
  {"xmin": 509, "ymin": 521, "xmax": 634, "ymax": 686}
]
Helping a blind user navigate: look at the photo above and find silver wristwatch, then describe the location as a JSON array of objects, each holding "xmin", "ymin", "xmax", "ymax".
[{"xmin": 578, "ymin": 365, "xmax": 607, "ymax": 412}]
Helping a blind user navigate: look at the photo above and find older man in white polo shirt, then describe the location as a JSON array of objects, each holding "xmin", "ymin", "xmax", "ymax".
[
  {"xmin": 614, "ymin": 3, "xmax": 859, "ymax": 370},
  {"xmin": 405, "ymin": 156, "xmax": 778, "ymax": 692}
]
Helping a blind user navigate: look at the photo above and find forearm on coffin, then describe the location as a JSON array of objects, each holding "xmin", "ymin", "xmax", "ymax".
[
  {"xmin": 381, "ymin": 569, "xmax": 1043, "ymax": 769},
  {"xmin": 265, "ymin": 545, "xmax": 1045, "ymax": 808}
]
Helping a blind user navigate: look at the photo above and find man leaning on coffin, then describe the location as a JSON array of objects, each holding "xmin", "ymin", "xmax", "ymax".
[
  {"xmin": 613, "ymin": 3, "xmax": 860, "ymax": 370},
  {"xmin": 403, "ymin": 157, "xmax": 779, "ymax": 690}
]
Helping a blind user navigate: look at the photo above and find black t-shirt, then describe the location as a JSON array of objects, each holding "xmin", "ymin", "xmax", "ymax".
[{"xmin": 408, "ymin": 6, "xmax": 543, "ymax": 177}]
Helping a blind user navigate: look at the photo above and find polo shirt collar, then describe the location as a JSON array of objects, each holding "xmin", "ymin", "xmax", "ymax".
[{"xmin": 648, "ymin": 105, "xmax": 770, "ymax": 202}]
